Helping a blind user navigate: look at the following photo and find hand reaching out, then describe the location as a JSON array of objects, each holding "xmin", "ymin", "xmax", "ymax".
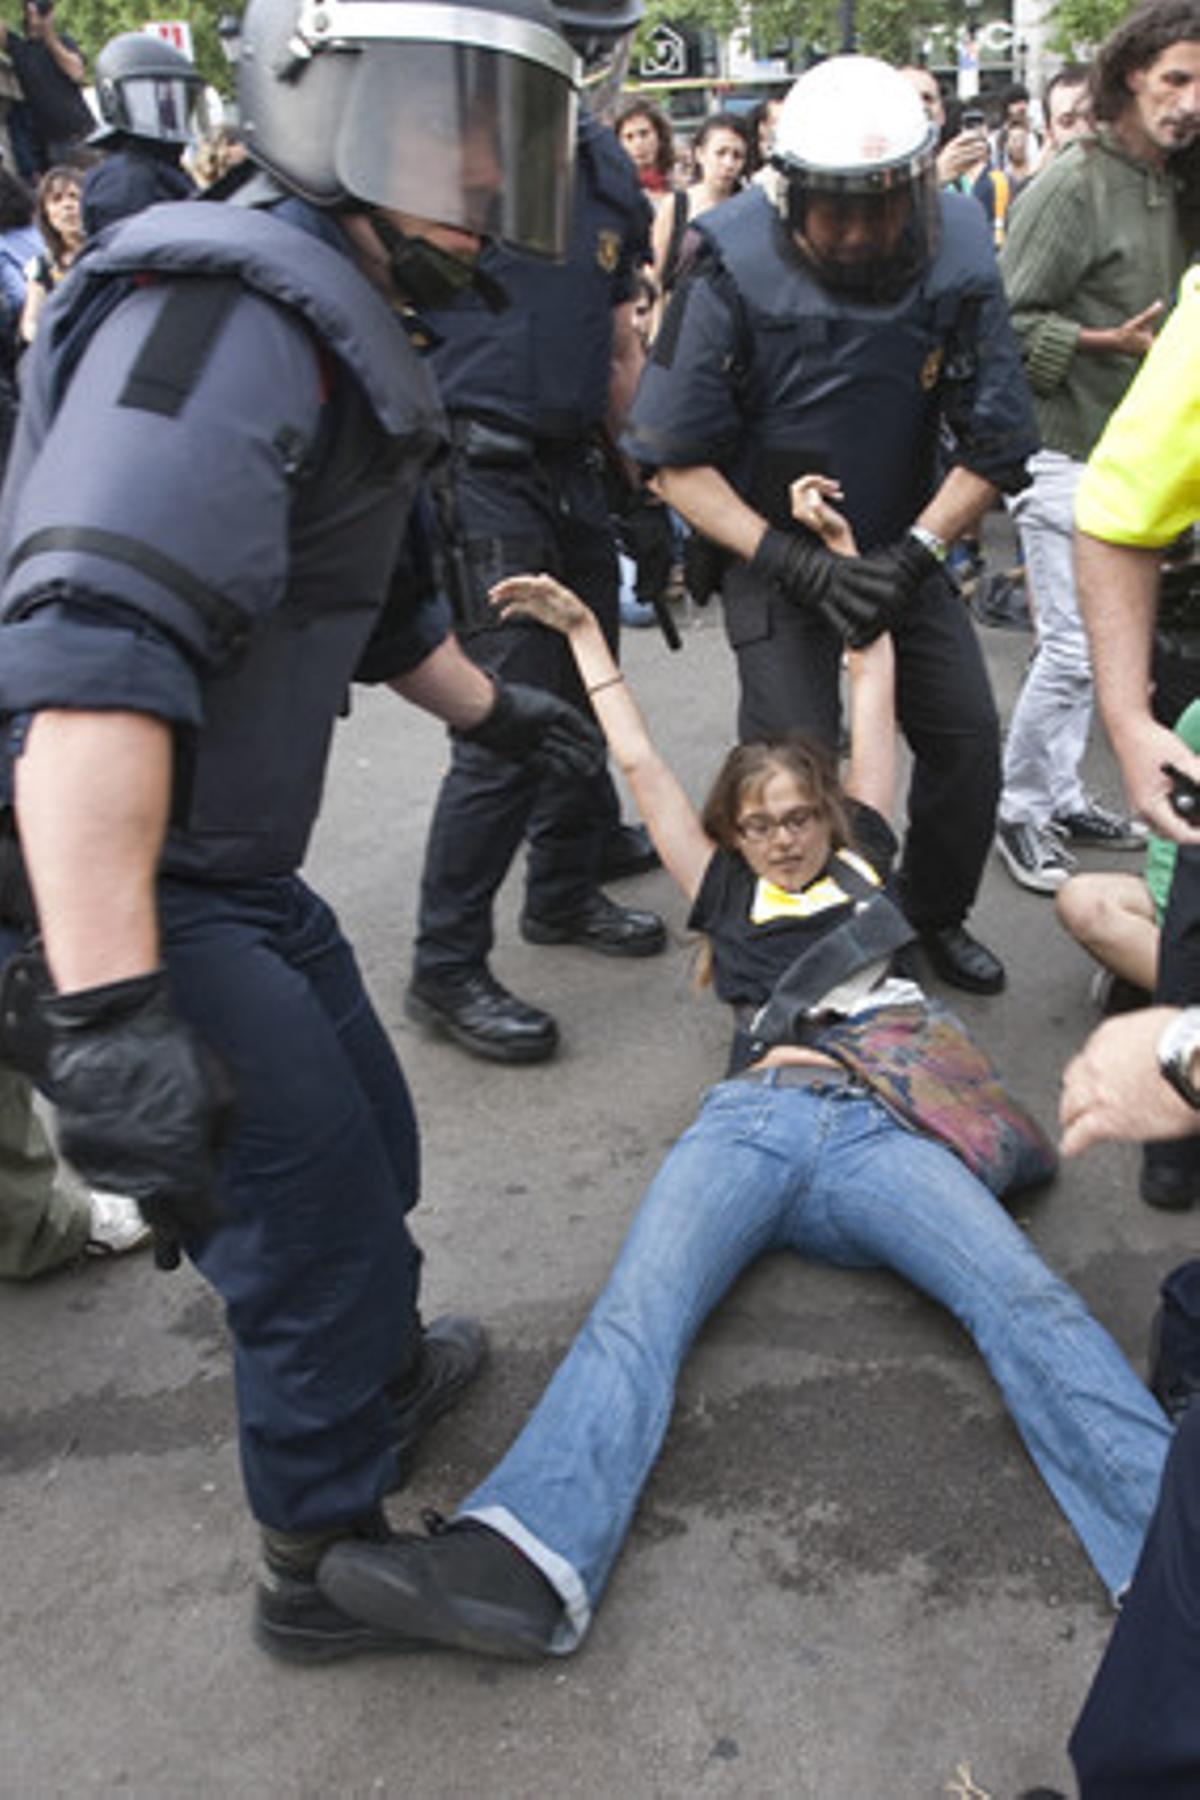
[
  {"xmin": 789, "ymin": 475, "xmax": 857, "ymax": 557},
  {"xmin": 490, "ymin": 573, "xmax": 592, "ymax": 636}
]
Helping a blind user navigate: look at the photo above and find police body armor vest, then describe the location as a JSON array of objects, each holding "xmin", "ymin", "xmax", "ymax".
[
  {"xmin": 428, "ymin": 114, "xmax": 646, "ymax": 441},
  {"xmin": 1, "ymin": 200, "xmax": 447, "ymax": 881},
  {"xmin": 694, "ymin": 188, "xmax": 992, "ymax": 551}
]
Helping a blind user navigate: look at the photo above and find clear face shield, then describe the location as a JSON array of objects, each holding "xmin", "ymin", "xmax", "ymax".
[
  {"xmin": 289, "ymin": 0, "xmax": 578, "ymax": 258},
  {"xmin": 781, "ymin": 153, "xmax": 940, "ymax": 304},
  {"xmin": 118, "ymin": 74, "xmax": 209, "ymax": 144}
]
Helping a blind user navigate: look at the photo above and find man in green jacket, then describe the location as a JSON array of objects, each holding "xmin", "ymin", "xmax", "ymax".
[{"xmin": 994, "ymin": 0, "xmax": 1199, "ymax": 899}]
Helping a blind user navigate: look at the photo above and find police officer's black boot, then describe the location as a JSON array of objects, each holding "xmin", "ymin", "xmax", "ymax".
[
  {"xmin": 319, "ymin": 1512, "xmax": 565, "ymax": 1661},
  {"xmin": 389, "ymin": 1314, "xmax": 490, "ymax": 1485},
  {"xmin": 406, "ymin": 967, "xmax": 559, "ymax": 1064},
  {"xmin": 256, "ymin": 1510, "xmax": 408, "ymax": 1663},
  {"xmin": 520, "ymin": 891, "xmax": 666, "ymax": 958}
]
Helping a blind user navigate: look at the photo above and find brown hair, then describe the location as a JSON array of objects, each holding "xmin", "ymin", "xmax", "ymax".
[
  {"xmin": 36, "ymin": 164, "xmax": 82, "ymax": 269},
  {"xmin": 700, "ymin": 736, "xmax": 852, "ymax": 856},
  {"xmin": 691, "ymin": 736, "xmax": 851, "ymax": 990},
  {"xmin": 1091, "ymin": 0, "xmax": 1200, "ymax": 123},
  {"xmin": 613, "ymin": 99, "xmax": 675, "ymax": 178}
]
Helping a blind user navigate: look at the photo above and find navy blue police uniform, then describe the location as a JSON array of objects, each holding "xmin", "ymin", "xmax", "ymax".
[
  {"xmin": 82, "ymin": 142, "xmax": 195, "ymax": 237},
  {"xmin": 625, "ymin": 184, "xmax": 1039, "ymax": 936},
  {"xmin": 0, "ymin": 196, "xmax": 454, "ymax": 1536},
  {"xmin": 412, "ymin": 112, "xmax": 652, "ymax": 984}
]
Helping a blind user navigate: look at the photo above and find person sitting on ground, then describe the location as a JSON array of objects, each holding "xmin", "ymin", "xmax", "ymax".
[
  {"xmin": 18, "ymin": 160, "xmax": 79, "ymax": 343},
  {"xmin": 312, "ymin": 522, "xmax": 1172, "ymax": 1662},
  {"xmin": 1056, "ymin": 697, "xmax": 1200, "ymax": 1009},
  {"xmin": 0, "ymin": 1065, "xmax": 151, "ymax": 1275}
]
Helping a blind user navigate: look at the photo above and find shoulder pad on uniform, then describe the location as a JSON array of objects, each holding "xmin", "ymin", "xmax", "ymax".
[{"xmin": 60, "ymin": 201, "xmax": 442, "ymax": 441}]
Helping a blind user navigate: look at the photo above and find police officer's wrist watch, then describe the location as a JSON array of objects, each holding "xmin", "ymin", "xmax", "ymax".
[
  {"xmin": 1157, "ymin": 1006, "xmax": 1200, "ymax": 1109},
  {"xmin": 908, "ymin": 524, "xmax": 948, "ymax": 563}
]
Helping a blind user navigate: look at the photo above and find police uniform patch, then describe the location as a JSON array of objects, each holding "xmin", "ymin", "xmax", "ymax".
[
  {"xmin": 596, "ymin": 229, "xmax": 621, "ymax": 274},
  {"xmin": 919, "ymin": 347, "xmax": 943, "ymax": 390}
]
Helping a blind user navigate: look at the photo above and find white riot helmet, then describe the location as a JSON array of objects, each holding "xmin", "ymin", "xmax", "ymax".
[
  {"xmin": 237, "ymin": 0, "xmax": 579, "ymax": 259},
  {"xmin": 772, "ymin": 56, "xmax": 940, "ymax": 302}
]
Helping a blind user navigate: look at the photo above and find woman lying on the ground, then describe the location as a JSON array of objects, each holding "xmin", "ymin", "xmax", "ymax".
[{"xmin": 313, "ymin": 555, "xmax": 1172, "ymax": 1665}]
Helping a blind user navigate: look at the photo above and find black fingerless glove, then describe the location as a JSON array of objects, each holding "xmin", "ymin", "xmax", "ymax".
[
  {"xmin": 43, "ymin": 971, "xmax": 232, "ymax": 1270},
  {"xmin": 457, "ymin": 679, "xmax": 605, "ymax": 782}
]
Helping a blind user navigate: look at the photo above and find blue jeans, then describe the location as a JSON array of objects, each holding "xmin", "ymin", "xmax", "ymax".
[
  {"xmin": 463, "ymin": 1073, "xmax": 1172, "ymax": 1648},
  {"xmin": 159, "ymin": 874, "xmax": 423, "ymax": 1533}
]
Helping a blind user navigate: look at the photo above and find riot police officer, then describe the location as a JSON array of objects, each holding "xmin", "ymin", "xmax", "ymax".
[
  {"xmin": 0, "ymin": 0, "xmax": 594, "ymax": 1660},
  {"xmin": 626, "ymin": 56, "xmax": 1040, "ymax": 994},
  {"xmin": 406, "ymin": 0, "xmax": 666, "ymax": 1066},
  {"xmin": 81, "ymin": 31, "xmax": 201, "ymax": 236}
]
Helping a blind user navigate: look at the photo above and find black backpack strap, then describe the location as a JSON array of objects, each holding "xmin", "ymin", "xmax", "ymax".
[
  {"xmin": 118, "ymin": 276, "xmax": 242, "ymax": 418},
  {"xmin": 661, "ymin": 188, "xmax": 689, "ymax": 294},
  {"xmin": 745, "ymin": 855, "xmax": 916, "ymax": 1053}
]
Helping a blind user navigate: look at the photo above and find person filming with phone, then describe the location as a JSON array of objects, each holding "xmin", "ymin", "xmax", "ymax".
[{"xmin": 0, "ymin": 1, "xmax": 93, "ymax": 177}]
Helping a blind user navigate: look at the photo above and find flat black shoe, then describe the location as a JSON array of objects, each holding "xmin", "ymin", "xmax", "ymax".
[
  {"xmin": 390, "ymin": 1315, "xmax": 489, "ymax": 1485},
  {"xmin": 917, "ymin": 924, "xmax": 1006, "ymax": 995},
  {"xmin": 319, "ymin": 1515, "xmax": 564, "ymax": 1662},
  {"xmin": 406, "ymin": 969, "xmax": 558, "ymax": 1064},
  {"xmin": 256, "ymin": 1510, "xmax": 404, "ymax": 1664},
  {"xmin": 256, "ymin": 1562, "xmax": 420, "ymax": 1664},
  {"xmin": 1140, "ymin": 1143, "xmax": 1200, "ymax": 1212},
  {"xmin": 521, "ymin": 892, "xmax": 666, "ymax": 958},
  {"xmin": 598, "ymin": 823, "xmax": 660, "ymax": 882}
]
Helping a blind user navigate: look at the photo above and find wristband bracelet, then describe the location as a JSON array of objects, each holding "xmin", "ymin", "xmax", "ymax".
[
  {"xmin": 587, "ymin": 674, "xmax": 625, "ymax": 697},
  {"xmin": 909, "ymin": 524, "xmax": 949, "ymax": 563}
]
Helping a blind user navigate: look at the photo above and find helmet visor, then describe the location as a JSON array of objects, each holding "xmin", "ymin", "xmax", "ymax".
[
  {"xmin": 120, "ymin": 74, "xmax": 207, "ymax": 143},
  {"xmin": 338, "ymin": 40, "xmax": 576, "ymax": 257},
  {"xmin": 785, "ymin": 163, "xmax": 940, "ymax": 303}
]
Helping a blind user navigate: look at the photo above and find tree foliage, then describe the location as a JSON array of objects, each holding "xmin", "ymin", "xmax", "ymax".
[
  {"xmin": 1047, "ymin": 0, "xmax": 1130, "ymax": 56},
  {"xmin": 637, "ymin": 0, "xmax": 1002, "ymax": 70},
  {"xmin": 53, "ymin": 0, "xmax": 234, "ymax": 92}
]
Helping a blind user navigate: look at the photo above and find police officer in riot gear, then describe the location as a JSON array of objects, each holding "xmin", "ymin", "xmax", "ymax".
[
  {"xmin": 405, "ymin": 0, "xmax": 665, "ymax": 1067},
  {"xmin": 0, "ymin": 0, "xmax": 594, "ymax": 1661},
  {"xmin": 81, "ymin": 31, "xmax": 202, "ymax": 236},
  {"xmin": 626, "ymin": 56, "xmax": 1040, "ymax": 995}
]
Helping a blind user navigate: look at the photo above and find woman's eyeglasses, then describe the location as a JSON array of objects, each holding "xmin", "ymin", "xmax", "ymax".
[{"xmin": 735, "ymin": 806, "xmax": 819, "ymax": 843}]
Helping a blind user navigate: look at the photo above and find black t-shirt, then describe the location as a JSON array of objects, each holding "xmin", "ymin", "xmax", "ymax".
[
  {"xmin": 687, "ymin": 803, "xmax": 899, "ymax": 1010},
  {"xmin": 8, "ymin": 32, "xmax": 93, "ymax": 144}
]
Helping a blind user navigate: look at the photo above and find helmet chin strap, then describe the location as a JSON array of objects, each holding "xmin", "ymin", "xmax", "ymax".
[{"xmin": 370, "ymin": 214, "xmax": 509, "ymax": 314}]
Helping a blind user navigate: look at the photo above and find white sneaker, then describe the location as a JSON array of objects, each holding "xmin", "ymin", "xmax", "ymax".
[
  {"xmin": 85, "ymin": 1190, "xmax": 153, "ymax": 1257},
  {"xmin": 995, "ymin": 820, "xmax": 1077, "ymax": 894}
]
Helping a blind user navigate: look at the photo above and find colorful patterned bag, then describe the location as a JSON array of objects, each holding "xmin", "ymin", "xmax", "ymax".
[{"xmin": 814, "ymin": 1000, "xmax": 1058, "ymax": 1199}]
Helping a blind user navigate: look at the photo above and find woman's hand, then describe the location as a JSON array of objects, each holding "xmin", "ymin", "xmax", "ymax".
[
  {"xmin": 789, "ymin": 475, "xmax": 857, "ymax": 557},
  {"xmin": 490, "ymin": 573, "xmax": 593, "ymax": 636}
]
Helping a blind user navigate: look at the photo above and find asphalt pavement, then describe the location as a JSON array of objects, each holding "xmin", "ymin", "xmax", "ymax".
[{"xmin": 3, "ymin": 531, "xmax": 1194, "ymax": 1799}]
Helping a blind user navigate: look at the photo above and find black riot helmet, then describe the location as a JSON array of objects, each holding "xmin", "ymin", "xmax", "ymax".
[
  {"xmin": 237, "ymin": 0, "xmax": 580, "ymax": 259},
  {"xmin": 92, "ymin": 30, "xmax": 206, "ymax": 147}
]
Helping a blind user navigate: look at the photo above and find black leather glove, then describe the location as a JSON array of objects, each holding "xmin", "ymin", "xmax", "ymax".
[
  {"xmin": 456, "ymin": 679, "xmax": 605, "ymax": 783},
  {"xmin": 43, "ymin": 971, "xmax": 232, "ymax": 1271},
  {"xmin": 751, "ymin": 527, "xmax": 934, "ymax": 650},
  {"xmin": 857, "ymin": 532, "xmax": 942, "ymax": 615},
  {"xmin": 620, "ymin": 498, "xmax": 675, "ymax": 607}
]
